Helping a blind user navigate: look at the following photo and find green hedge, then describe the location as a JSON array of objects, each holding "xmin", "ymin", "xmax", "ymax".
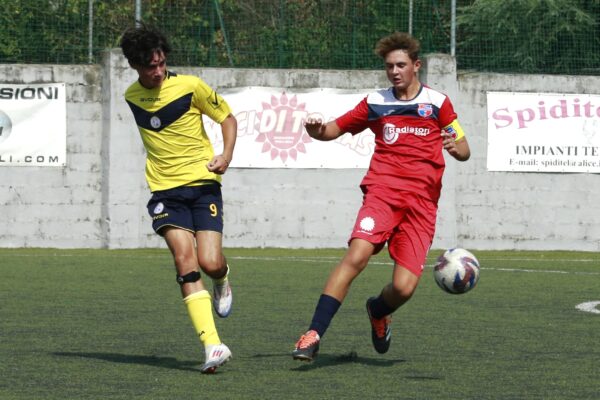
[{"xmin": 1, "ymin": 0, "xmax": 598, "ymax": 75}]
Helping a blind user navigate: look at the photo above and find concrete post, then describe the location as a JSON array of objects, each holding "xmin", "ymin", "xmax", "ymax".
[{"xmin": 421, "ymin": 53, "xmax": 459, "ymax": 249}]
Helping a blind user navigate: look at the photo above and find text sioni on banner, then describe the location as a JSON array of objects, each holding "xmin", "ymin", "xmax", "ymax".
[{"xmin": 0, "ymin": 83, "xmax": 66, "ymax": 167}]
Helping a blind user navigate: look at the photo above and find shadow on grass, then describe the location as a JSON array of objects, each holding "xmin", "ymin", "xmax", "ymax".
[
  {"xmin": 53, "ymin": 352, "xmax": 200, "ymax": 372},
  {"xmin": 286, "ymin": 352, "xmax": 443, "ymax": 380},
  {"xmin": 252, "ymin": 351, "xmax": 406, "ymax": 370}
]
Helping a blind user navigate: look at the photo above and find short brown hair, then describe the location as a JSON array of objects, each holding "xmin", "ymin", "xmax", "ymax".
[{"xmin": 374, "ymin": 32, "xmax": 420, "ymax": 61}]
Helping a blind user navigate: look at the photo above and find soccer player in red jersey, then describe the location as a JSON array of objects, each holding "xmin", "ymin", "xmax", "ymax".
[{"xmin": 293, "ymin": 32, "xmax": 471, "ymax": 361}]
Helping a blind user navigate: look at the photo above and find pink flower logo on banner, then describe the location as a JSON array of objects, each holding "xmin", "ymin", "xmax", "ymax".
[{"xmin": 255, "ymin": 92, "xmax": 312, "ymax": 162}]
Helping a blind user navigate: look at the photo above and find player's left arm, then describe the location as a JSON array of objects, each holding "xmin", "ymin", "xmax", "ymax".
[
  {"xmin": 207, "ymin": 114, "xmax": 237, "ymax": 174},
  {"xmin": 192, "ymin": 78, "xmax": 237, "ymax": 173},
  {"xmin": 441, "ymin": 119, "xmax": 470, "ymax": 162}
]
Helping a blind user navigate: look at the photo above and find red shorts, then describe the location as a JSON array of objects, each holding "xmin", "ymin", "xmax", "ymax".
[{"xmin": 350, "ymin": 185, "xmax": 438, "ymax": 277}]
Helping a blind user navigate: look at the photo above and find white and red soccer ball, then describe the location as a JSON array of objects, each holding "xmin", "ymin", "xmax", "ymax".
[{"xmin": 433, "ymin": 248, "xmax": 480, "ymax": 294}]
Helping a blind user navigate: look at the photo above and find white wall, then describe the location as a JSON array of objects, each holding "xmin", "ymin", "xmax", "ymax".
[
  {"xmin": 0, "ymin": 50, "xmax": 598, "ymax": 251},
  {"xmin": 0, "ymin": 64, "xmax": 105, "ymax": 248},
  {"xmin": 456, "ymin": 72, "xmax": 600, "ymax": 251}
]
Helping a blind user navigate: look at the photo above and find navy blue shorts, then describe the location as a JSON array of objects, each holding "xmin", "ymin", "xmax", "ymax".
[{"xmin": 147, "ymin": 183, "xmax": 224, "ymax": 235}]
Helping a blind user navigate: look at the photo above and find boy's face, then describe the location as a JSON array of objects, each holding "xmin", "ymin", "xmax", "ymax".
[
  {"xmin": 384, "ymin": 49, "xmax": 420, "ymax": 95},
  {"xmin": 134, "ymin": 50, "xmax": 166, "ymax": 89}
]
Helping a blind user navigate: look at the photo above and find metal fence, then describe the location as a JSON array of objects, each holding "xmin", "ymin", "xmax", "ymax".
[{"xmin": 1, "ymin": 0, "xmax": 598, "ymax": 75}]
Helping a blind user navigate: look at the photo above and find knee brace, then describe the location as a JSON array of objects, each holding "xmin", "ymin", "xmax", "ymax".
[{"xmin": 176, "ymin": 271, "xmax": 201, "ymax": 285}]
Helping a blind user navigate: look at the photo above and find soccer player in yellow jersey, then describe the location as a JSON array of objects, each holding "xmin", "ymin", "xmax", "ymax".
[{"xmin": 120, "ymin": 23, "xmax": 237, "ymax": 374}]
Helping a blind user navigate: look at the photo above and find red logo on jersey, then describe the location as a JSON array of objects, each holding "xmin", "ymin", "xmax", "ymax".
[{"xmin": 417, "ymin": 103, "xmax": 433, "ymax": 118}]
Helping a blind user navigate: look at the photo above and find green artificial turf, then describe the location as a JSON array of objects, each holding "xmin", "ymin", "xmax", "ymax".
[{"xmin": 0, "ymin": 248, "xmax": 598, "ymax": 399}]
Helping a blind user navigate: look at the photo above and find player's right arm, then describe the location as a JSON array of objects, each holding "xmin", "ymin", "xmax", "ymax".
[
  {"xmin": 304, "ymin": 117, "xmax": 343, "ymax": 141},
  {"xmin": 306, "ymin": 97, "xmax": 369, "ymax": 141}
]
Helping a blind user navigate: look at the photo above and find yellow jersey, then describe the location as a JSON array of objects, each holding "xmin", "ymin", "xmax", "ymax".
[{"xmin": 125, "ymin": 71, "xmax": 232, "ymax": 191}]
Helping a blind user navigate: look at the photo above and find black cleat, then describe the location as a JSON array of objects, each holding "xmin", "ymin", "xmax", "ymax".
[{"xmin": 366, "ymin": 297, "xmax": 392, "ymax": 354}]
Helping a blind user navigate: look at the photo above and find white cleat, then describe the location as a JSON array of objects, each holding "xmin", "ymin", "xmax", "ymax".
[
  {"xmin": 201, "ymin": 343, "xmax": 232, "ymax": 374},
  {"xmin": 213, "ymin": 266, "xmax": 232, "ymax": 318}
]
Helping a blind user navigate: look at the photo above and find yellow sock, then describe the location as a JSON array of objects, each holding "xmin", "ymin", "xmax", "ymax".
[{"xmin": 183, "ymin": 290, "xmax": 221, "ymax": 346}]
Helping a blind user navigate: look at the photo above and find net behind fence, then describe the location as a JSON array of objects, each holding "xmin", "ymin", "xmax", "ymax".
[{"xmin": 1, "ymin": 0, "xmax": 598, "ymax": 75}]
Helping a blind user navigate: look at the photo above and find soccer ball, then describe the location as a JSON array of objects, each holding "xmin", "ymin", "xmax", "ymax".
[{"xmin": 433, "ymin": 248, "xmax": 480, "ymax": 294}]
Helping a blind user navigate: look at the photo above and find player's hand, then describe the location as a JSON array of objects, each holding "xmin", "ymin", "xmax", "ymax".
[
  {"xmin": 206, "ymin": 154, "xmax": 230, "ymax": 174},
  {"xmin": 304, "ymin": 117, "xmax": 325, "ymax": 139},
  {"xmin": 442, "ymin": 131, "xmax": 470, "ymax": 161},
  {"xmin": 441, "ymin": 131, "xmax": 458, "ymax": 155}
]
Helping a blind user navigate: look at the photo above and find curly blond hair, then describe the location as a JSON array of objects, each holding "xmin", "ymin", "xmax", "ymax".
[{"xmin": 374, "ymin": 32, "xmax": 420, "ymax": 61}]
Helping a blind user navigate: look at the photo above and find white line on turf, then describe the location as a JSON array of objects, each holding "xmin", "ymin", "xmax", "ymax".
[
  {"xmin": 225, "ymin": 256, "xmax": 600, "ymax": 276},
  {"xmin": 2, "ymin": 253, "xmax": 599, "ymax": 275},
  {"xmin": 575, "ymin": 301, "xmax": 600, "ymax": 314}
]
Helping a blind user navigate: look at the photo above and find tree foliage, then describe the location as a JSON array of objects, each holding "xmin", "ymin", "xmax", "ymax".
[
  {"xmin": 0, "ymin": 0, "xmax": 598, "ymax": 75},
  {"xmin": 457, "ymin": 0, "xmax": 600, "ymax": 73}
]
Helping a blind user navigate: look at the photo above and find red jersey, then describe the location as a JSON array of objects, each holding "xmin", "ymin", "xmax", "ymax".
[{"xmin": 336, "ymin": 85, "xmax": 458, "ymax": 203}]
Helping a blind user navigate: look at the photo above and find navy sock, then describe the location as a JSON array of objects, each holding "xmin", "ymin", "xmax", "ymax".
[
  {"xmin": 308, "ymin": 294, "xmax": 341, "ymax": 338},
  {"xmin": 369, "ymin": 294, "xmax": 395, "ymax": 319}
]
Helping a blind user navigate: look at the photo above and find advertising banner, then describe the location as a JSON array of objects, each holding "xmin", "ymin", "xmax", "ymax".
[
  {"xmin": 0, "ymin": 83, "xmax": 66, "ymax": 167},
  {"xmin": 204, "ymin": 87, "xmax": 374, "ymax": 168},
  {"xmin": 487, "ymin": 91, "xmax": 600, "ymax": 173}
]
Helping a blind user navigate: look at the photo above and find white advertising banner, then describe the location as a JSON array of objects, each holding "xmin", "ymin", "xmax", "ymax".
[
  {"xmin": 487, "ymin": 91, "xmax": 600, "ymax": 173},
  {"xmin": 204, "ymin": 87, "xmax": 374, "ymax": 168},
  {"xmin": 0, "ymin": 83, "xmax": 66, "ymax": 167}
]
